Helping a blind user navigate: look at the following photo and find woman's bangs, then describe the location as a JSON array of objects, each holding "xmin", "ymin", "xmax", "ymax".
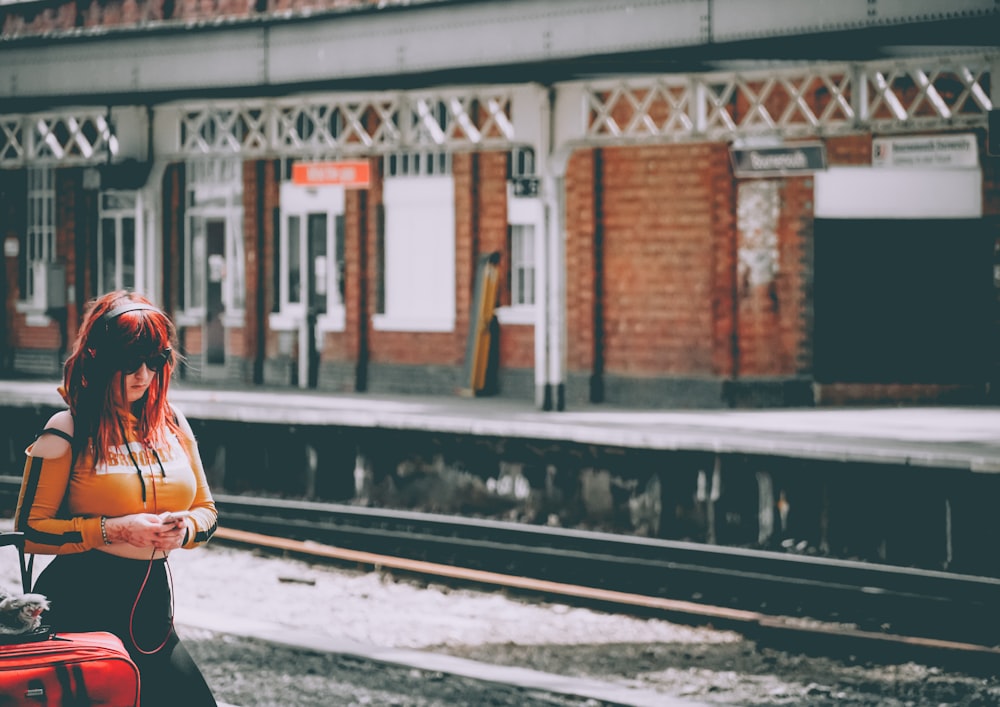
[{"xmin": 125, "ymin": 311, "xmax": 170, "ymax": 352}]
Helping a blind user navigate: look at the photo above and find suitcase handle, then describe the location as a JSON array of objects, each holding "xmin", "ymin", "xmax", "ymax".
[{"xmin": 0, "ymin": 532, "xmax": 33, "ymax": 593}]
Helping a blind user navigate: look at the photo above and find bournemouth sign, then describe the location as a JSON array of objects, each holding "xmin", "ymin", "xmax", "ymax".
[{"xmin": 730, "ymin": 143, "xmax": 827, "ymax": 178}]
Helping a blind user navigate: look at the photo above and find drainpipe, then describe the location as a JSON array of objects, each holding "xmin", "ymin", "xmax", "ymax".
[
  {"xmin": 142, "ymin": 105, "xmax": 169, "ymax": 308},
  {"xmin": 533, "ymin": 90, "xmax": 551, "ymax": 410},
  {"xmin": 534, "ymin": 80, "xmax": 579, "ymax": 412},
  {"xmin": 538, "ymin": 84, "xmax": 572, "ymax": 411},
  {"xmin": 355, "ymin": 187, "xmax": 369, "ymax": 392},
  {"xmin": 543, "ymin": 163, "xmax": 572, "ymax": 410},
  {"xmin": 253, "ymin": 159, "xmax": 266, "ymax": 384},
  {"xmin": 590, "ymin": 148, "xmax": 605, "ymax": 404},
  {"xmin": 543, "ymin": 168, "xmax": 566, "ymax": 412},
  {"xmin": 535, "ymin": 202, "xmax": 550, "ymax": 409}
]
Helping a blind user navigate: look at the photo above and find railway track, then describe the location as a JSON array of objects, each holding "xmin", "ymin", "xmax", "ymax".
[
  {"xmin": 2, "ymin": 472, "xmax": 997, "ymax": 673},
  {"xmin": 210, "ymin": 493, "xmax": 1000, "ymax": 672}
]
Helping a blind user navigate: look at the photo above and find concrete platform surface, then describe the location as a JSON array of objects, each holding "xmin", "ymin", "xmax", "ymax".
[{"xmin": 3, "ymin": 378, "xmax": 1000, "ymax": 471}]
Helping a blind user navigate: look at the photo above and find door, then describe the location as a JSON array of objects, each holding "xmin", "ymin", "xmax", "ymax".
[
  {"xmin": 279, "ymin": 184, "xmax": 345, "ymax": 388},
  {"xmin": 205, "ymin": 219, "xmax": 226, "ymax": 366}
]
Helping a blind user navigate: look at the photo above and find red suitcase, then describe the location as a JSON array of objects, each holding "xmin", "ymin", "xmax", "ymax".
[
  {"xmin": 0, "ymin": 630, "xmax": 141, "ymax": 705},
  {"xmin": 0, "ymin": 532, "xmax": 141, "ymax": 706}
]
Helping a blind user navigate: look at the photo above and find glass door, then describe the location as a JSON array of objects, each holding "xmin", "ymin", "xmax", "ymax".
[{"xmin": 278, "ymin": 183, "xmax": 345, "ymax": 388}]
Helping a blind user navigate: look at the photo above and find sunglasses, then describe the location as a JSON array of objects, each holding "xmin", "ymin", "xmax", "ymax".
[{"xmin": 123, "ymin": 348, "xmax": 173, "ymax": 375}]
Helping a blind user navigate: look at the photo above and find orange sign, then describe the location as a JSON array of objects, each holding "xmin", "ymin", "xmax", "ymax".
[{"xmin": 292, "ymin": 160, "xmax": 370, "ymax": 188}]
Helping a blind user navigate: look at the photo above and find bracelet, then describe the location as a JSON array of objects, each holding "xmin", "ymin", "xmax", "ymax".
[{"xmin": 100, "ymin": 516, "xmax": 112, "ymax": 545}]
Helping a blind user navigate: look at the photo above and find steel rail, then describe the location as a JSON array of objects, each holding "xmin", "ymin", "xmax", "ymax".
[
  {"xmin": 1, "ymin": 475, "xmax": 997, "ymax": 666},
  {"xmin": 211, "ymin": 494, "xmax": 1000, "ymax": 652},
  {"xmin": 212, "ymin": 525, "xmax": 1000, "ymax": 675}
]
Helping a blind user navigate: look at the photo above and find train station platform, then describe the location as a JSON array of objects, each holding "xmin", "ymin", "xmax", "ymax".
[{"xmin": 3, "ymin": 378, "xmax": 1000, "ymax": 472}]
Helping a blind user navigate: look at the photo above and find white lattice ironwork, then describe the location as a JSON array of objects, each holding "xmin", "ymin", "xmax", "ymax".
[
  {"xmin": 172, "ymin": 89, "xmax": 516, "ymax": 158},
  {"xmin": 585, "ymin": 54, "xmax": 994, "ymax": 142},
  {"xmin": 0, "ymin": 110, "xmax": 117, "ymax": 166},
  {"xmin": 33, "ymin": 112, "xmax": 116, "ymax": 162},
  {"xmin": 0, "ymin": 117, "xmax": 24, "ymax": 163},
  {"xmin": 864, "ymin": 62, "xmax": 993, "ymax": 130},
  {"xmin": 273, "ymin": 94, "xmax": 402, "ymax": 156},
  {"xmin": 179, "ymin": 103, "xmax": 269, "ymax": 156},
  {"xmin": 1, "ymin": 56, "xmax": 993, "ymax": 167},
  {"xmin": 406, "ymin": 91, "xmax": 515, "ymax": 148}
]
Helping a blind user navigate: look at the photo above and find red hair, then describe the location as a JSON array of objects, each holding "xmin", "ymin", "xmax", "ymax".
[{"xmin": 62, "ymin": 291, "xmax": 181, "ymax": 466}]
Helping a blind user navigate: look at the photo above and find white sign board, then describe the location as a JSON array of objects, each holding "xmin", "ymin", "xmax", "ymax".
[
  {"xmin": 872, "ymin": 134, "xmax": 978, "ymax": 169},
  {"xmin": 815, "ymin": 167, "xmax": 982, "ymax": 219}
]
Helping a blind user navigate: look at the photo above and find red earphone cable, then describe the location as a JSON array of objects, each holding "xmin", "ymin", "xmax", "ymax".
[{"xmin": 126, "ymin": 447, "xmax": 176, "ymax": 655}]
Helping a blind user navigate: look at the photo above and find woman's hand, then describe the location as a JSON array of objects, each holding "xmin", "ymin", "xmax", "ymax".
[
  {"xmin": 153, "ymin": 511, "xmax": 189, "ymax": 551},
  {"xmin": 103, "ymin": 513, "xmax": 187, "ymax": 550}
]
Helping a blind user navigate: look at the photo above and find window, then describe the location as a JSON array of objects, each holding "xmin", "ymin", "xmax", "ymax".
[
  {"xmin": 98, "ymin": 191, "xmax": 137, "ymax": 294},
  {"xmin": 375, "ymin": 156, "xmax": 455, "ymax": 332},
  {"xmin": 23, "ymin": 166, "xmax": 55, "ymax": 305},
  {"xmin": 182, "ymin": 158, "xmax": 244, "ymax": 322},
  {"xmin": 275, "ymin": 182, "xmax": 345, "ymax": 332},
  {"xmin": 497, "ymin": 178, "xmax": 542, "ymax": 325},
  {"xmin": 509, "ymin": 224, "xmax": 535, "ymax": 307}
]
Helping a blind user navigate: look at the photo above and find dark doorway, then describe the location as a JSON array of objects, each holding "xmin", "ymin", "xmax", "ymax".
[
  {"xmin": 813, "ymin": 218, "xmax": 994, "ymax": 383},
  {"xmin": 205, "ymin": 219, "xmax": 226, "ymax": 366}
]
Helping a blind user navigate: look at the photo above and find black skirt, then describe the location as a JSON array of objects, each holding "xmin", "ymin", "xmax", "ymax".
[
  {"xmin": 33, "ymin": 550, "xmax": 172, "ymax": 653},
  {"xmin": 33, "ymin": 550, "xmax": 217, "ymax": 707}
]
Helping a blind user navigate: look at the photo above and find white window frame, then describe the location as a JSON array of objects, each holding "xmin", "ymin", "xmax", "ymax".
[
  {"xmin": 495, "ymin": 184, "xmax": 541, "ymax": 326},
  {"xmin": 97, "ymin": 190, "xmax": 145, "ymax": 295},
  {"xmin": 19, "ymin": 165, "xmax": 56, "ymax": 323},
  {"xmin": 373, "ymin": 173, "xmax": 456, "ymax": 332},
  {"xmin": 270, "ymin": 182, "xmax": 346, "ymax": 333},
  {"xmin": 179, "ymin": 158, "xmax": 244, "ymax": 327}
]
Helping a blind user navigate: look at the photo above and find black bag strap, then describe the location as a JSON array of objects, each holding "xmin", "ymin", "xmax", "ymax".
[
  {"xmin": 20, "ymin": 427, "xmax": 76, "ymax": 593},
  {"xmin": 0, "ymin": 532, "xmax": 32, "ymax": 593},
  {"xmin": 36, "ymin": 427, "xmax": 73, "ymax": 444}
]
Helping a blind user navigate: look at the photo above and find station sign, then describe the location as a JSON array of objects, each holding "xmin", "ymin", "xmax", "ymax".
[
  {"xmin": 510, "ymin": 177, "xmax": 540, "ymax": 198},
  {"xmin": 292, "ymin": 160, "xmax": 371, "ymax": 188},
  {"xmin": 872, "ymin": 133, "xmax": 978, "ymax": 169},
  {"xmin": 730, "ymin": 143, "xmax": 826, "ymax": 177}
]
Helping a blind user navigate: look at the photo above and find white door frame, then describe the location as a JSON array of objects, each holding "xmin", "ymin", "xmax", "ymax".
[{"xmin": 275, "ymin": 182, "xmax": 345, "ymax": 388}]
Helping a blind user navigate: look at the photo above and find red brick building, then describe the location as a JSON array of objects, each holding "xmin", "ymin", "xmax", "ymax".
[{"xmin": 1, "ymin": 0, "xmax": 998, "ymax": 408}]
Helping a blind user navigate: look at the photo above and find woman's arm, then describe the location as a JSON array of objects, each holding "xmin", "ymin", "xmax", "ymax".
[
  {"xmin": 171, "ymin": 406, "xmax": 218, "ymax": 549},
  {"xmin": 14, "ymin": 411, "xmax": 106, "ymax": 554}
]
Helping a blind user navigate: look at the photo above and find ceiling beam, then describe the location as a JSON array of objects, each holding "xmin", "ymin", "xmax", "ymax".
[{"xmin": 1, "ymin": 0, "xmax": 997, "ymax": 110}]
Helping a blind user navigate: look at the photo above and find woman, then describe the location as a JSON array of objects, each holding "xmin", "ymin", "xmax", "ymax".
[{"xmin": 14, "ymin": 290, "xmax": 218, "ymax": 706}]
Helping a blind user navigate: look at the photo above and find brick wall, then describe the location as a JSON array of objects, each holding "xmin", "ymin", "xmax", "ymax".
[
  {"xmin": 565, "ymin": 149, "xmax": 595, "ymax": 373},
  {"xmin": 571, "ymin": 143, "xmax": 730, "ymax": 379},
  {"xmin": 1, "ymin": 0, "xmax": 397, "ymax": 36},
  {"xmin": 734, "ymin": 177, "xmax": 808, "ymax": 377},
  {"xmin": 162, "ymin": 163, "xmax": 183, "ymax": 314},
  {"xmin": 453, "ymin": 153, "xmax": 475, "ymax": 366},
  {"xmin": 338, "ymin": 178, "xmax": 365, "ymax": 366},
  {"xmin": 240, "ymin": 161, "xmax": 260, "ymax": 372},
  {"xmin": 710, "ymin": 148, "xmax": 737, "ymax": 379}
]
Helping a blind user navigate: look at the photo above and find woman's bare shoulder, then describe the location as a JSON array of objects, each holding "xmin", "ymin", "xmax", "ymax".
[{"xmin": 30, "ymin": 410, "xmax": 75, "ymax": 458}]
